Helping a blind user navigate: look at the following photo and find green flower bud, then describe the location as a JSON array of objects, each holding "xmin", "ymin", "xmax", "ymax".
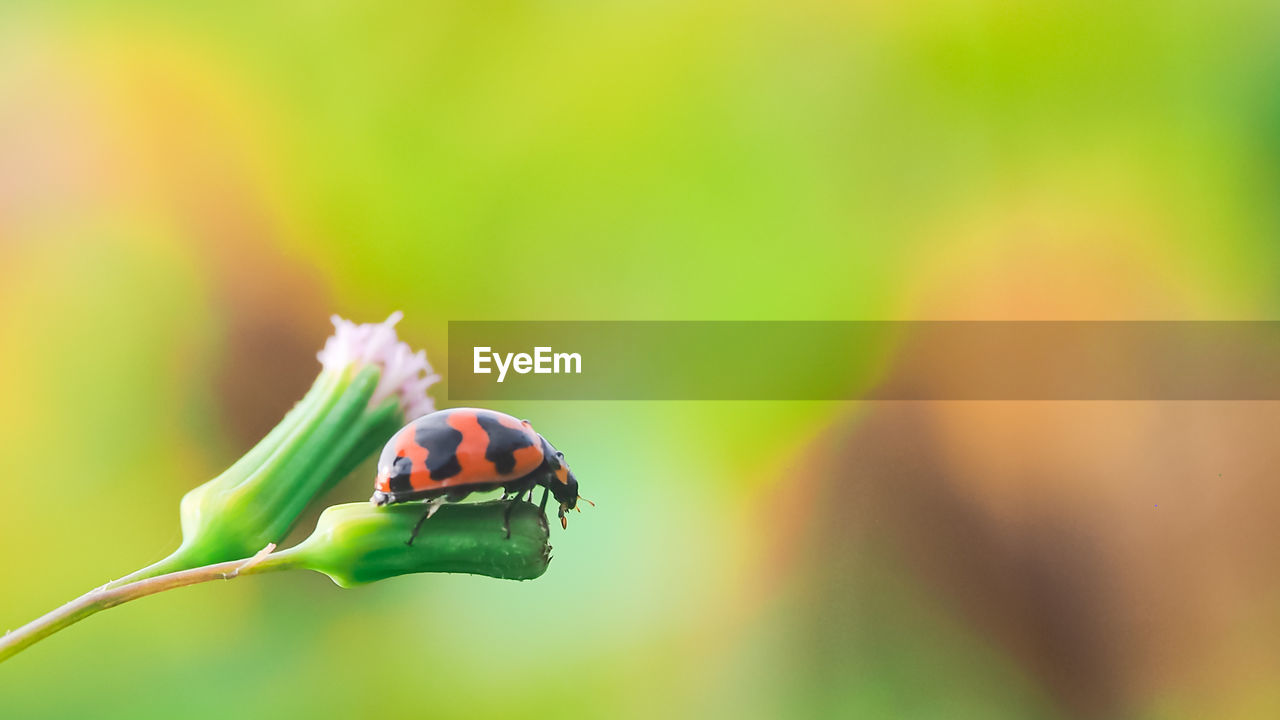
[
  {"xmin": 264, "ymin": 501, "xmax": 552, "ymax": 586},
  {"xmin": 113, "ymin": 313, "xmax": 438, "ymax": 586}
]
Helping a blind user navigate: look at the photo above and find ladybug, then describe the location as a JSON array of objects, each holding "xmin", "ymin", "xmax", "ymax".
[{"xmin": 371, "ymin": 408, "xmax": 583, "ymax": 544}]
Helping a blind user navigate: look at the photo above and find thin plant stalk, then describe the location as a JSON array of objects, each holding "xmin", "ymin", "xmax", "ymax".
[
  {"xmin": 0, "ymin": 545, "xmax": 296, "ymax": 664},
  {"xmin": 0, "ymin": 501, "xmax": 551, "ymax": 665}
]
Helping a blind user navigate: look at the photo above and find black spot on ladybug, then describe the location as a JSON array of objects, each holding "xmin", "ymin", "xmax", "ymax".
[
  {"xmin": 389, "ymin": 455, "xmax": 416, "ymax": 494},
  {"xmin": 415, "ymin": 414, "xmax": 463, "ymax": 481},
  {"xmin": 539, "ymin": 436, "xmax": 563, "ymax": 471},
  {"xmin": 477, "ymin": 413, "xmax": 535, "ymax": 474}
]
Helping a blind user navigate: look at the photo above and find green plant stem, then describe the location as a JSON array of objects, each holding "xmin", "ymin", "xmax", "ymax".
[
  {"xmin": 0, "ymin": 501, "xmax": 553, "ymax": 665},
  {"xmin": 0, "ymin": 545, "xmax": 298, "ymax": 664},
  {"xmin": 103, "ymin": 551, "xmax": 196, "ymax": 590}
]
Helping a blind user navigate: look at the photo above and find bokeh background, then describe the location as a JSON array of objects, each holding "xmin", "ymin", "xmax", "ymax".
[{"xmin": 3, "ymin": 2, "xmax": 1280, "ymax": 718}]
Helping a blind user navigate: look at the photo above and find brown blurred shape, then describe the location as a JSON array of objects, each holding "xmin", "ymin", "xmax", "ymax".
[{"xmin": 788, "ymin": 203, "xmax": 1280, "ymax": 716}]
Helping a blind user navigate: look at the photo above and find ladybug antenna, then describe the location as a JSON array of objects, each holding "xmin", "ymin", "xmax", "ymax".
[{"xmin": 577, "ymin": 495, "xmax": 595, "ymax": 508}]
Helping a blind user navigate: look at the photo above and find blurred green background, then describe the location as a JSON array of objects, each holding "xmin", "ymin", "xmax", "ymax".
[{"xmin": 4, "ymin": 1, "xmax": 1280, "ymax": 718}]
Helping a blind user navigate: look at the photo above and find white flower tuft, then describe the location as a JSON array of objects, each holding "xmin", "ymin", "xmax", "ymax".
[{"xmin": 317, "ymin": 312, "xmax": 439, "ymax": 419}]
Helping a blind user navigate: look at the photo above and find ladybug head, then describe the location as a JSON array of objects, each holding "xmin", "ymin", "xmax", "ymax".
[
  {"xmin": 539, "ymin": 435, "xmax": 587, "ymax": 528},
  {"xmin": 548, "ymin": 453, "xmax": 580, "ymax": 528},
  {"xmin": 370, "ymin": 455, "xmax": 413, "ymax": 506}
]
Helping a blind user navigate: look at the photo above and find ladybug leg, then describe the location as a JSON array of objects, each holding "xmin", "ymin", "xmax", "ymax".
[
  {"xmin": 407, "ymin": 510, "xmax": 430, "ymax": 547},
  {"xmin": 539, "ymin": 485, "xmax": 550, "ymax": 511},
  {"xmin": 502, "ymin": 497, "xmax": 518, "ymax": 540},
  {"xmin": 406, "ymin": 498, "xmax": 445, "ymax": 546}
]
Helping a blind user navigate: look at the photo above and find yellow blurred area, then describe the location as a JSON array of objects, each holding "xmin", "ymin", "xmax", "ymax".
[{"xmin": 3, "ymin": 1, "xmax": 1280, "ymax": 718}]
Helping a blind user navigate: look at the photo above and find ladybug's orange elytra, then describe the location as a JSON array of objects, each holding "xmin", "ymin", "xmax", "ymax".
[{"xmin": 371, "ymin": 408, "xmax": 582, "ymax": 543}]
